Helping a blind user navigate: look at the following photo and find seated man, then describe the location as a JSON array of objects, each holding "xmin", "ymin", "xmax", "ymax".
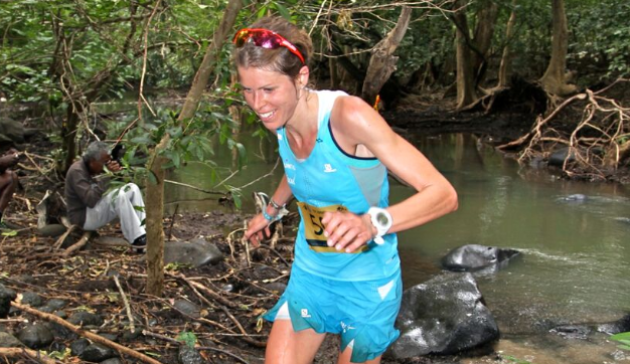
[
  {"xmin": 65, "ymin": 141, "xmax": 146, "ymax": 250},
  {"xmin": 0, "ymin": 149, "xmax": 20, "ymax": 229}
]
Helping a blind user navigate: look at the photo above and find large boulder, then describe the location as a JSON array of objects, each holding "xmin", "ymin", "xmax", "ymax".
[
  {"xmin": 389, "ymin": 273, "xmax": 499, "ymax": 359},
  {"xmin": 442, "ymin": 244, "xmax": 520, "ymax": 273},
  {"xmin": 164, "ymin": 238, "xmax": 224, "ymax": 268}
]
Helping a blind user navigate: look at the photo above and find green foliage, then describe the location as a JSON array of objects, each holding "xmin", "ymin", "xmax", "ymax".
[
  {"xmin": 45, "ymin": 348, "xmax": 72, "ymax": 360},
  {"xmin": 610, "ymin": 332, "xmax": 630, "ymax": 351},
  {"xmin": 568, "ymin": 0, "xmax": 630, "ymax": 81},
  {"xmin": 1, "ymin": 230, "xmax": 18, "ymax": 237},
  {"xmin": 175, "ymin": 331, "xmax": 198, "ymax": 348}
]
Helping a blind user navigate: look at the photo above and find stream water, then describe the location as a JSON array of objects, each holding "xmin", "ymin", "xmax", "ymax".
[{"xmin": 166, "ymin": 131, "xmax": 630, "ymax": 364}]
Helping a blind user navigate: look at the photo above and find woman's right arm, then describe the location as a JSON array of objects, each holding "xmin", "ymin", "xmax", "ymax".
[{"xmin": 244, "ymin": 175, "xmax": 293, "ymax": 246}]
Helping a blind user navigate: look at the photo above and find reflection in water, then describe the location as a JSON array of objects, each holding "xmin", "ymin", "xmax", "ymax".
[{"xmin": 168, "ymin": 132, "xmax": 630, "ymax": 363}]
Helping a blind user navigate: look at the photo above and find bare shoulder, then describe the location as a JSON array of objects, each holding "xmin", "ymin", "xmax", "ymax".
[{"xmin": 331, "ymin": 95, "xmax": 394, "ymax": 144}]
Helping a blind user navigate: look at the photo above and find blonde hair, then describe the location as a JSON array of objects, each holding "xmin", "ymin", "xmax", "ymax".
[{"xmin": 233, "ymin": 17, "xmax": 313, "ymax": 79}]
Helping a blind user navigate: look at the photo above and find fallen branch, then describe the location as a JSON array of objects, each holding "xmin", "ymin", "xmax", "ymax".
[
  {"xmin": 0, "ymin": 347, "xmax": 57, "ymax": 364},
  {"xmin": 62, "ymin": 231, "xmax": 92, "ymax": 256},
  {"xmin": 170, "ymin": 273, "xmax": 237, "ymax": 309},
  {"xmin": 11, "ymin": 301, "xmax": 162, "ymax": 364},
  {"xmin": 53, "ymin": 224, "xmax": 76, "ymax": 249}
]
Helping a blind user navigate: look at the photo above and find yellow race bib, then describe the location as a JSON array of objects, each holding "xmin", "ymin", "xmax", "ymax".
[{"xmin": 297, "ymin": 201, "xmax": 368, "ymax": 253}]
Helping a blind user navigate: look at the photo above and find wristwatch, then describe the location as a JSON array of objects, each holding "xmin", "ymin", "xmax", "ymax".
[{"xmin": 367, "ymin": 207, "xmax": 393, "ymax": 245}]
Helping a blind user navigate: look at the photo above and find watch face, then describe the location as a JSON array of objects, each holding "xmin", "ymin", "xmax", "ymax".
[{"xmin": 376, "ymin": 212, "xmax": 389, "ymax": 226}]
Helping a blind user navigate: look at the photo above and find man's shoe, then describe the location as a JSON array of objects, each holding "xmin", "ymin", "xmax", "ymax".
[{"xmin": 131, "ymin": 234, "xmax": 146, "ymax": 253}]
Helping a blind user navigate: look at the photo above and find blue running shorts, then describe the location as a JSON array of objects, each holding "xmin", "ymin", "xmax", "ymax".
[{"xmin": 263, "ymin": 265, "xmax": 403, "ymax": 363}]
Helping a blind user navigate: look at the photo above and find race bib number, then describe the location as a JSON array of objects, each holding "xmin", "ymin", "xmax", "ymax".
[{"xmin": 296, "ymin": 202, "xmax": 368, "ymax": 253}]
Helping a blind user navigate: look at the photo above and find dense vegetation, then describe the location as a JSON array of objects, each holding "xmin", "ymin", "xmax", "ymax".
[{"xmin": 1, "ymin": 0, "xmax": 628, "ymax": 178}]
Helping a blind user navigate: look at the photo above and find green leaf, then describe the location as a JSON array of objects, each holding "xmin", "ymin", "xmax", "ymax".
[
  {"xmin": 147, "ymin": 170, "xmax": 158, "ymax": 185},
  {"xmin": 1, "ymin": 230, "xmax": 18, "ymax": 237},
  {"xmin": 176, "ymin": 331, "xmax": 197, "ymax": 348},
  {"xmin": 274, "ymin": 2, "xmax": 291, "ymax": 19},
  {"xmin": 611, "ymin": 332, "xmax": 630, "ymax": 341},
  {"xmin": 256, "ymin": 4, "xmax": 268, "ymax": 18},
  {"xmin": 231, "ymin": 190, "xmax": 242, "ymax": 209}
]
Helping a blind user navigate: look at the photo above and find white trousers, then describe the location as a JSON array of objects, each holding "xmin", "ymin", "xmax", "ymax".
[{"xmin": 83, "ymin": 183, "xmax": 146, "ymax": 243}]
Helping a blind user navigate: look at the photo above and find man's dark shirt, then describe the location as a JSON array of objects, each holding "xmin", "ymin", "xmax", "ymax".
[{"xmin": 65, "ymin": 159, "xmax": 108, "ymax": 227}]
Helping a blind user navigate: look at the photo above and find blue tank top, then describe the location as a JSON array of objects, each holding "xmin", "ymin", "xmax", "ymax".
[{"xmin": 277, "ymin": 90, "xmax": 400, "ymax": 281}]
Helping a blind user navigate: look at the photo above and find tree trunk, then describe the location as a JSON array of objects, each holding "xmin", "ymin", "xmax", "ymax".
[
  {"xmin": 498, "ymin": 0, "xmax": 518, "ymax": 88},
  {"xmin": 144, "ymin": 0, "xmax": 243, "ymax": 297},
  {"xmin": 472, "ymin": 0, "xmax": 499, "ymax": 86},
  {"xmin": 539, "ymin": 0, "xmax": 576, "ymax": 96},
  {"xmin": 61, "ymin": 104, "xmax": 81, "ymax": 173},
  {"xmin": 454, "ymin": 0, "xmax": 478, "ymax": 109},
  {"xmin": 361, "ymin": 6, "xmax": 411, "ymax": 107}
]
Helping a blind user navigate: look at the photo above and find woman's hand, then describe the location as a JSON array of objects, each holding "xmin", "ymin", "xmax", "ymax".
[
  {"xmin": 244, "ymin": 213, "xmax": 272, "ymax": 247},
  {"xmin": 321, "ymin": 211, "xmax": 376, "ymax": 253}
]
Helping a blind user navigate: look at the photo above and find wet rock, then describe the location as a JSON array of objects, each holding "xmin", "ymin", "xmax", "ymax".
[
  {"xmin": 0, "ymin": 284, "xmax": 17, "ymax": 318},
  {"xmin": 121, "ymin": 328, "xmax": 143, "ymax": 341},
  {"xmin": 550, "ymin": 324, "xmax": 591, "ymax": 340},
  {"xmin": 79, "ymin": 343, "xmax": 116, "ymax": 362},
  {"xmin": 0, "ymin": 332, "xmax": 23, "ymax": 347},
  {"xmin": 389, "ymin": 272, "xmax": 499, "ymax": 358},
  {"xmin": 21, "ymin": 292, "xmax": 44, "ymax": 307},
  {"xmin": 442, "ymin": 244, "xmax": 520, "ymax": 273},
  {"xmin": 99, "ymin": 333, "xmax": 118, "ymax": 342},
  {"xmin": 173, "ymin": 299, "xmax": 201, "ymax": 319},
  {"xmin": 101, "ymin": 359, "xmax": 123, "ymax": 364},
  {"xmin": 597, "ymin": 314, "xmax": 630, "ymax": 335},
  {"xmin": 48, "ymin": 322, "xmax": 78, "ymax": 341},
  {"xmin": 178, "ymin": 345, "xmax": 205, "ymax": 364},
  {"xmin": 164, "ymin": 238, "xmax": 224, "ymax": 267},
  {"xmin": 70, "ymin": 338, "xmax": 90, "ymax": 356},
  {"xmin": 48, "ymin": 341, "xmax": 66, "ymax": 353},
  {"xmin": 17, "ymin": 323, "xmax": 55, "ymax": 349},
  {"xmin": 68, "ymin": 311, "xmax": 104, "ymax": 327},
  {"xmin": 41, "ymin": 298, "xmax": 67, "ymax": 312},
  {"xmin": 558, "ymin": 193, "xmax": 588, "ymax": 203},
  {"xmin": 548, "ymin": 147, "xmax": 575, "ymax": 166}
]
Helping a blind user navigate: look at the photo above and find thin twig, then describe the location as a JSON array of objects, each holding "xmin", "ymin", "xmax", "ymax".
[{"xmin": 113, "ymin": 275, "xmax": 136, "ymax": 333}]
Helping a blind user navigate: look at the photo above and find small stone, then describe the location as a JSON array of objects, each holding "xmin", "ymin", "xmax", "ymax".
[
  {"xmin": 17, "ymin": 323, "xmax": 55, "ymax": 349},
  {"xmin": 79, "ymin": 343, "xmax": 116, "ymax": 362}
]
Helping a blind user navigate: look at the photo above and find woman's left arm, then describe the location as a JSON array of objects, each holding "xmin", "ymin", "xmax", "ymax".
[{"xmin": 322, "ymin": 96, "xmax": 458, "ymax": 252}]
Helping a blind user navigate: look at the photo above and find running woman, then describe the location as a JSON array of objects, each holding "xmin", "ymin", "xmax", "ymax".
[{"xmin": 238, "ymin": 16, "xmax": 458, "ymax": 364}]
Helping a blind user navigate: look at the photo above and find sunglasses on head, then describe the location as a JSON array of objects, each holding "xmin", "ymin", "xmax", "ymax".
[{"xmin": 233, "ymin": 28, "xmax": 305, "ymax": 65}]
